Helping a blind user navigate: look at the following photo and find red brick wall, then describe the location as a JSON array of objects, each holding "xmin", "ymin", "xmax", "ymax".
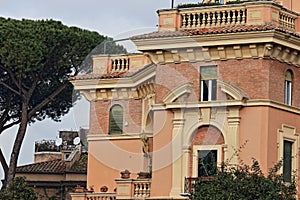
[
  {"xmin": 155, "ymin": 62, "xmax": 200, "ymax": 104},
  {"xmin": 89, "ymin": 99, "xmax": 142, "ymax": 135},
  {"xmin": 218, "ymin": 58, "xmax": 300, "ymax": 107},
  {"xmin": 155, "ymin": 59, "xmax": 300, "ymax": 106},
  {"xmin": 218, "ymin": 58, "xmax": 270, "ymax": 99}
]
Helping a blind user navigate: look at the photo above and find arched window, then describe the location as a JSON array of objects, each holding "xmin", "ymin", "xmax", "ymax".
[
  {"xmin": 284, "ymin": 70, "xmax": 293, "ymax": 106},
  {"xmin": 109, "ymin": 105, "xmax": 123, "ymax": 135}
]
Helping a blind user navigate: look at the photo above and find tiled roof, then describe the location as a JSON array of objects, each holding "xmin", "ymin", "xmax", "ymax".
[
  {"xmin": 69, "ymin": 72, "xmax": 127, "ymax": 81},
  {"xmin": 16, "ymin": 153, "xmax": 88, "ymax": 174},
  {"xmin": 70, "ymin": 63, "xmax": 155, "ymax": 81},
  {"xmin": 131, "ymin": 24, "xmax": 300, "ymax": 39},
  {"xmin": 16, "ymin": 159, "xmax": 66, "ymax": 174},
  {"xmin": 131, "ymin": 31, "xmax": 188, "ymax": 40}
]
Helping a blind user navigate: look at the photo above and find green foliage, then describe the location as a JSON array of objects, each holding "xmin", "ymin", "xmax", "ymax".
[
  {"xmin": 0, "ymin": 17, "xmax": 126, "ymax": 132},
  {"xmin": 177, "ymin": 0, "xmax": 272, "ymax": 8},
  {"xmin": 193, "ymin": 160, "xmax": 296, "ymax": 200},
  {"xmin": 177, "ymin": 2, "xmax": 221, "ymax": 9},
  {"xmin": 0, "ymin": 17, "xmax": 126, "ymax": 187},
  {"xmin": 0, "ymin": 177, "xmax": 37, "ymax": 200}
]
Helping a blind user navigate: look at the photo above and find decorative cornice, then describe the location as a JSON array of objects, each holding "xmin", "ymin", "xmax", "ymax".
[
  {"xmin": 143, "ymin": 42, "xmax": 300, "ymax": 67},
  {"xmin": 133, "ymin": 30, "xmax": 300, "ymax": 67},
  {"xmin": 72, "ymin": 64, "xmax": 156, "ymax": 101},
  {"xmin": 87, "ymin": 133, "xmax": 153, "ymax": 142},
  {"xmin": 151, "ymin": 100, "xmax": 300, "ymax": 115}
]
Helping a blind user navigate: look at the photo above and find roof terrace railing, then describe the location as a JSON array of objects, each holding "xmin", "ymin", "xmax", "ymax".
[
  {"xmin": 180, "ymin": 6, "xmax": 247, "ymax": 29},
  {"xmin": 158, "ymin": 1, "xmax": 299, "ymax": 32}
]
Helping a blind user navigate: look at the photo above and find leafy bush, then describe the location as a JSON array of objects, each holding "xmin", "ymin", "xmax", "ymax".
[
  {"xmin": 193, "ymin": 160, "xmax": 296, "ymax": 200},
  {"xmin": 0, "ymin": 177, "xmax": 37, "ymax": 200}
]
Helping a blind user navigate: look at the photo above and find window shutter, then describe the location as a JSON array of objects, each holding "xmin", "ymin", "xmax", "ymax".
[
  {"xmin": 200, "ymin": 66, "xmax": 217, "ymax": 80},
  {"xmin": 109, "ymin": 105, "xmax": 123, "ymax": 134}
]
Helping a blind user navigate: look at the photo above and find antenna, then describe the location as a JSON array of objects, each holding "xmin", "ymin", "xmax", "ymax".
[
  {"xmin": 55, "ymin": 138, "xmax": 62, "ymax": 146},
  {"xmin": 73, "ymin": 137, "xmax": 81, "ymax": 145}
]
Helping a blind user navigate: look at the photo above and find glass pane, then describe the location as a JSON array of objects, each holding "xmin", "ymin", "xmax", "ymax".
[
  {"xmin": 200, "ymin": 66, "xmax": 217, "ymax": 80},
  {"xmin": 198, "ymin": 150, "xmax": 217, "ymax": 177},
  {"xmin": 285, "ymin": 71, "xmax": 292, "ymax": 81},
  {"xmin": 211, "ymin": 79, "xmax": 217, "ymax": 100},
  {"xmin": 201, "ymin": 80, "xmax": 209, "ymax": 101},
  {"xmin": 283, "ymin": 140, "xmax": 292, "ymax": 182}
]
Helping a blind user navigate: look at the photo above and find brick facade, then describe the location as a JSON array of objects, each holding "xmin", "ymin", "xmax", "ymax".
[{"xmin": 89, "ymin": 99, "xmax": 143, "ymax": 135}]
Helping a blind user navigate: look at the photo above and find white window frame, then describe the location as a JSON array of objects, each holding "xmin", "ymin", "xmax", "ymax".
[
  {"xmin": 284, "ymin": 80, "xmax": 292, "ymax": 105},
  {"xmin": 192, "ymin": 145, "xmax": 222, "ymax": 177},
  {"xmin": 278, "ymin": 124, "xmax": 299, "ymax": 182}
]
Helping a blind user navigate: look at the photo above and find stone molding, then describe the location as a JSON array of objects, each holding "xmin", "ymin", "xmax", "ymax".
[
  {"xmin": 143, "ymin": 42, "xmax": 300, "ymax": 67},
  {"xmin": 72, "ymin": 64, "xmax": 156, "ymax": 101}
]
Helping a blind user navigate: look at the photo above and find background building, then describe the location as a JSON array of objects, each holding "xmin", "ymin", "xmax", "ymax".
[{"xmin": 16, "ymin": 130, "xmax": 88, "ymax": 200}]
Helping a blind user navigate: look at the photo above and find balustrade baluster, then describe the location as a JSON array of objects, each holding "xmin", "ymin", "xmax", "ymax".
[
  {"xmin": 187, "ymin": 14, "xmax": 192, "ymax": 28},
  {"xmin": 241, "ymin": 9, "xmax": 246, "ymax": 24},
  {"xmin": 216, "ymin": 11, "xmax": 221, "ymax": 26},
  {"xmin": 212, "ymin": 12, "xmax": 216, "ymax": 26},
  {"xmin": 191, "ymin": 13, "xmax": 196, "ymax": 28},
  {"xmin": 232, "ymin": 10, "xmax": 237, "ymax": 24}
]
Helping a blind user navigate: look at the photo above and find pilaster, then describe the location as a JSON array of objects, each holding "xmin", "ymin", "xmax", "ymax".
[{"xmin": 170, "ymin": 111, "xmax": 185, "ymax": 198}]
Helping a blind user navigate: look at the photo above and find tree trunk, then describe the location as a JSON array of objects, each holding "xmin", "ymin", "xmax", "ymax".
[{"xmin": 2, "ymin": 101, "xmax": 28, "ymax": 189}]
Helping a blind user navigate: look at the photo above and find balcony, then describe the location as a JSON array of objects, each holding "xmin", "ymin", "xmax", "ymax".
[
  {"xmin": 158, "ymin": 1, "xmax": 300, "ymax": 32},
  {"xmin": 71, "ymin": 179, "xmax": 151, "ymax": 200},
  {"xmin": 92, "ymin": 54, "xmax": 151, "ymax": 74}
]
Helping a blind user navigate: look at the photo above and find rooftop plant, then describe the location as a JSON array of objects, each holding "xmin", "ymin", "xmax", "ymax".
[{"xmin": 177, "ymin": 0, "xmax": 273, "ymax": 8}]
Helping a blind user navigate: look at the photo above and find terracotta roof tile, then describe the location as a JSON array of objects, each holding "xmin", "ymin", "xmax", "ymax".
[
  {"xmin": 131, "ymin": 31, "xmax": 189, "ymax": 40},
  {"xmin": 16, "ymin": 159, "xmax": 66, "ymax": 174},
  {"xmin": 131, "ymin": 24, "xmax": 300, "ymax": 39},
  {"xmin": 16, "ymin": 154, "xmax": 88, "ymax": 174},
  {"xmin": 70, "ymin": 72, "xmax": 127, "ymax": 81}
]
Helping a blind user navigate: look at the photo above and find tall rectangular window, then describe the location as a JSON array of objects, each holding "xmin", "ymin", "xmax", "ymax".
[
  {"xmin": 284, "ymin": 70, "xmax": 293, "ymax": 106},
  {"xmin": 198, "ymin": 150, "xmax": 217, "ymax": 177},
  {"xmin": 283, "ymin": 140, "xmax": 293, "ymax": 182},
  {"xmin": 200, "ymin": 66, "xmax": 217, "ymax": 101}
]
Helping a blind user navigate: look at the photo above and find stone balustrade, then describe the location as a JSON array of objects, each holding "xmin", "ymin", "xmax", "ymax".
[
  {"xmin": 111, "ymin": 56, "xmax": 130, "ymax": 72},
  {"xmin": 115, "ymin": 178, "xmax": 151, "ymax": 199},
  {"xmin": 180, "ymin": 6, "xmax": 247, "ymax": 29},
  {"xmin": 133, "ymin": 180, "xmax": 151, "ymax": 198},
  {"xmin": 279, "ymin": 10, "xmax": 297, "ymax": 30},
  {"xmin": 92, "ymin": 54, "xmax": 152, "ymax": 74},
  {"xmin": 86, "ymin": 193, "xmax": 116, "ymax": 200},
  {"xmin": 158, "ymin": 1, "xmax": 300, "ymax": 32},
  {"xmin": 70, "ymin": 192, "xmax": 116, "ymax": 200}
]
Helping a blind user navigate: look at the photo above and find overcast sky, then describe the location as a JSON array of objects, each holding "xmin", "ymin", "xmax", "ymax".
[{"xmin": 0, "ymin": 0, "xmax": 197, "ymax": 182}]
